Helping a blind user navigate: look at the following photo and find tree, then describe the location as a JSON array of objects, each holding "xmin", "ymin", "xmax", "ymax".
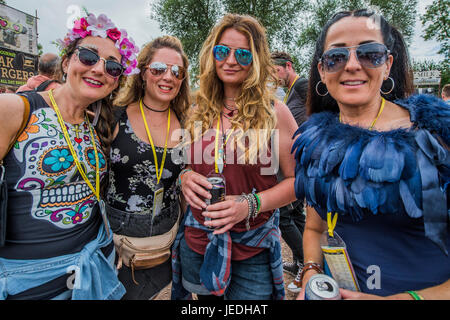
[
  {"xmin": 151, "ymin": 0, "xmax": 305, "ymax": 83},
  {"xmin": 292, "ymin": 0, "xmax": 418, "ymax": 75},
  {"xmin": 421, "ymin": 0, "xmax": 450, "ymax": 63},
  {"xmin": 151, "ymin": 0, "xmax": 418, "ymax": 82}
]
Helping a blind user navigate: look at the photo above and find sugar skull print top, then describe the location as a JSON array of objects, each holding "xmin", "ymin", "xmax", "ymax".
[{"xmin": 0, "ymin": 92, "xmax": 107, "ymax": 260}]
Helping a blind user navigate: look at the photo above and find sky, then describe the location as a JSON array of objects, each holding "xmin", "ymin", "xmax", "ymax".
[{"xmin": 4, "ymin": 0, "xmax": 445, "ymax": 62}]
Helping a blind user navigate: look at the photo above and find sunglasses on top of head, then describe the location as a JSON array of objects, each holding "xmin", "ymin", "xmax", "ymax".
[
  {"xmin": 75, "ymin": 46, "xmax": 124, "ymax": 78},
  {"xmin": 213, "ymin": 45, "xmax": 253, "ymax": 66},
  {"xmin": 147, "ymin": 62, "xmax": 186, "ymax": 80},
  {"xmin": 320, "ymin": 42, "xmax": 390, "ymax": 73}
]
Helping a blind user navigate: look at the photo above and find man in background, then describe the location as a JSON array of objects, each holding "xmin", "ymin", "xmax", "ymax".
[
  {"xmin": 17, "ymin": 52, "xmax": 62, "ymax": 92},
  {"xmin": 271, "ymin": 51, "xmax": 308, "ymax": 293},
  {"xmin": 441, "ymin": 83, "xmax": 450, "ymax": 102}
]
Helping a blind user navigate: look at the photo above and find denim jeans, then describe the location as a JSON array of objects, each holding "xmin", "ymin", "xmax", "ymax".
[
  {"xmin": 179, "ymin": 237, "xmax": 273, "ymax": 300},
  {"xmin": 0, "ymin": 223, "xmax": 125, "ymax": 300},
  {"xmin": 279, "ymin": 201, "xmax": 305, "ymax": 263}
]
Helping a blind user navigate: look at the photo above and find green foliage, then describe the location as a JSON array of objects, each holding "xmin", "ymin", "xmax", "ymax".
[
  {"xmin": 292, "ymin": 0, "xmax": 418, "ymax": 76},
  {"xmin": 151, "ymin": 0, "xmax": 419, "ymax": 82},
  {"xmin": 37, "ymin": 43, "xmax": 43, "ymax": 56},
  {"xmin": 420, "ymin": 0, "xmax": 450, "ymax": 61},
  {"xmin": 151, "ymin": 0, "xmax": 305, "ymax": 83}
]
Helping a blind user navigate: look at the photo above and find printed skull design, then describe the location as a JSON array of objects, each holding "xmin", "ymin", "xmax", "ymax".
[{"xmin": 13, "ymin": 109, "xmax": 107, "ymax": 229}]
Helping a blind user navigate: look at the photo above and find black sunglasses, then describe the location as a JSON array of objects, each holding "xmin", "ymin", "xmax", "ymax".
[
  {"xmin": 321, "ymin": 42, "xmax": 390, "ymax": 73},
  {"xmin": 76, "ymin": 46, "xmax": 124, "ymax": 78},
  {"xmin": 147, "ymin": 62, "xmax": 186, "ymax": 80},
  {"xmin": 213, "ymin": 45, "xmax": 253, "ymax": 66}
]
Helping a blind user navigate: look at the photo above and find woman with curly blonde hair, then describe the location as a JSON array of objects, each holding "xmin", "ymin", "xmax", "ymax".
[
  {"xmin": 173, "ymin": 13, "xmax": 297, "ymax": 300},
  {"xmin": 106, "ymin": 35, "xmax": 190, "ymax": 300}
]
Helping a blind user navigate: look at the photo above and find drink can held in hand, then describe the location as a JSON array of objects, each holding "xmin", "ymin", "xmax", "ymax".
[
  {"xmin": 304, "ymin": 274, "xmax": 341, "ymax": 300},
  {"xmin": 204, "ymin": 177, "xmax": 226, "ymax": 227}
]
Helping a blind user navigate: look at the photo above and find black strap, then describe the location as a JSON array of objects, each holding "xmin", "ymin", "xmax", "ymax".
[{"xmin": 35, "ymin": 79, "xmax": 58, "ymax": 92}]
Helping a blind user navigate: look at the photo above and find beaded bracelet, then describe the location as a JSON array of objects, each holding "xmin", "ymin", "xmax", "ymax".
[{"xmin": 406, "ymin": 290, "xmax": 424, "ymax": 300}]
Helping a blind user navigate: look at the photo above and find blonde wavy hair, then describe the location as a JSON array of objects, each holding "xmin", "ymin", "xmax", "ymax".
[
  {"xmin": 113, "ymin": 35, "xmax": 191, "ymax": 123},
  {"xmin": 184, "ymin": 13, "xmax": 277, "ymax": 164}
]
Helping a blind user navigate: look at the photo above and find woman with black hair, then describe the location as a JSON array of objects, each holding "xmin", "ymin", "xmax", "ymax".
[{"xmin": 293, "ymin": 9, "xmax": 449, "ymax": 299}]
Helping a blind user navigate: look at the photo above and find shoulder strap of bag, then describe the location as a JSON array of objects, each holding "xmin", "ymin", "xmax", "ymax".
[
  {"xmin": 0, "ymin": 95, "xmax": 31, "ymax": 165},
  {"xmin": 35, "ymin": 79, "xmax": 58, "ymax": 92}
]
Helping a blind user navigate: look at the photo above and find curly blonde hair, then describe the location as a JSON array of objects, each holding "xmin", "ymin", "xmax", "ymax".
[
  {"xmin": 185, "ymin": 13, "xmax": 277, "ymax": 164},
  {"xmin": 113, "ymin": 35, "xmax": 191, "ymax": 123}
]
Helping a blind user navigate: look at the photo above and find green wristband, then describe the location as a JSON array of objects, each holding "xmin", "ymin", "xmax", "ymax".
[
  {"xmin": 254, "ymin": 193, "xmax": 261, "ymax": 213},
  {"xmin": 406, "ymin": 291, "xmax": 424, "ymax": 300}
]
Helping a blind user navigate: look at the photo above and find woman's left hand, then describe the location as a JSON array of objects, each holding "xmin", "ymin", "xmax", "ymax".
[{"xmin": 202, "ymin": 195, "xmax": 249, "ymax": 235}]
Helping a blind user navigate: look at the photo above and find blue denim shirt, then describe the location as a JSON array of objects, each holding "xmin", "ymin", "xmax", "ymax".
[{"xmin": 0, "ymin": 223, "xmax": 125, "ymax": 300}]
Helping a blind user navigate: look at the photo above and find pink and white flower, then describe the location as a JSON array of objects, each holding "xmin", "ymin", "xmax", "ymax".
[
  {"xmin": 54, "ymin": 12, "xmax": 140, "ymax": 76},
  {"xmin": 86, "ymin": 13, "xmax": 115, "ymax": 38}
]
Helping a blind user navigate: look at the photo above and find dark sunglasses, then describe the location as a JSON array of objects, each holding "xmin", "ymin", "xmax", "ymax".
[
  {"xmin": 213, "ymin": 45, "xmax": 253, "ymax": 66},
  {"xmin": 147, "ymin": 62, "xmax": 186, "ymax": 80},
  {"xmin": 76, "ymin": 46, "xmax": 124, "ymax": 78},
  {"xmin": 321, "ymin": 42, "xmax": 390, "ymax": 73}
]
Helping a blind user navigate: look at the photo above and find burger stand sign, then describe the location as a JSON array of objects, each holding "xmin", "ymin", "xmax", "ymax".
[{"xmin": 0, "ymin": 4, "xmax": 38, "ymax": 87}]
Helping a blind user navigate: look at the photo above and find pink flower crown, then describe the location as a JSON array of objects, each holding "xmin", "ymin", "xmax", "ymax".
[{"xmin": 55, "ymin": 13, "xmax": 140, "ymax": 76}]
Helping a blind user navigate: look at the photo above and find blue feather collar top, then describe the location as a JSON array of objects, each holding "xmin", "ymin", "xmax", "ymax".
[{"xmin": 292, "ymin": 94, "xmax": 449, "ymax": 254}]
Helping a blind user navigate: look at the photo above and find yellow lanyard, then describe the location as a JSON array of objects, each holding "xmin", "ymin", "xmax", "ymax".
[
  {"xmin": 139, "ymin": 99, "xmax": 170, "ymax": 185},
  {"xmin": 48, "ymin": 89, "xmax": 100, "ymax": 200},
  {"xmin": 283, "ymin": 75, "xmax": 299, "ymax": 104},
  {"xmin": 339, "ymin": 97, "xmax": 385, "ymax": 130},
  {"xmin": 214, "ymin": 115, "xmax": 234, "ymax": 173},
  {"xmin": 327, "ymin": 212, "xmax": 338, "ymax": 237}
]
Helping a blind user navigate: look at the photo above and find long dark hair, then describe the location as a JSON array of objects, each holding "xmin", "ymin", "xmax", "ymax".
[{"xmin": 306, "ymin": 9, "xmax": 414, "ymax": 116}]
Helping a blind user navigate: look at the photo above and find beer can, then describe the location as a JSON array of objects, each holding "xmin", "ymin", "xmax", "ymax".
[
  {"xmin": 304, "ymin": 274, "xmax": 341, "ymax": 300},
  {"xmin": 204, "ymin": 177, "xmax": 226, "ymax": 227}
]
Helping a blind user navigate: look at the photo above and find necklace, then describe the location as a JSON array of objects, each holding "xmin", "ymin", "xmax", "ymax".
[
  {"xmin": 223, "ymin": 102, "xmax": 237, "ymax": 120},
  {"xmin": 339, "ymin": 97, "xmax": 386, "ymax": 131},
  {"xmin": 142, "ymin": 99, "xmax": 170, "ymax": 113},
  {"xmin": 215, "ymin": 114, "xmax": 234, "ymax": 173}
]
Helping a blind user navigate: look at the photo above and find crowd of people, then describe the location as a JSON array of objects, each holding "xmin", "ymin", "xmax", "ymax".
[{"xmin": 0, "ymin": 8, "xmax": 448, "ymax": 300}]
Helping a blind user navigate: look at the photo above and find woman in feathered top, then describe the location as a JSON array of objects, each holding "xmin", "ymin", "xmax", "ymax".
[{"xmin": 293, "ymin": 9, "xmax": 449, "ymax": 299}]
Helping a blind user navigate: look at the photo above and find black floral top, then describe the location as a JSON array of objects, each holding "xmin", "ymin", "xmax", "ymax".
[{"xmin": 106, "ymin": 109, "xmax": 183, "ymax": 228}]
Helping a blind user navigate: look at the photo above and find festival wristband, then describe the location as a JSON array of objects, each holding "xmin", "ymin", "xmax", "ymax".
[
  {"xmin": 177, "ymin": 168, "xmax": 192, "ymax": 187},
  {"xmin": 406, "ymin": 291, "xmax": 424, "ymax": 300}
]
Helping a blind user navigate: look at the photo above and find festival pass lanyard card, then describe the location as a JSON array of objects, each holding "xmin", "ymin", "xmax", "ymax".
[
  {"xmin": 320, "ymin": 212, "xmax": 360, "ymax": 291},
  {"xmin": 139, "ymin": 99, "xmax": 170, "ymax": 223}
]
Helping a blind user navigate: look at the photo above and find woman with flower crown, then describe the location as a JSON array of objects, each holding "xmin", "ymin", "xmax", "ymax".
[
  {"xmin": 0, "ymin": 11, "xmax": 139, "ymax": 300},
  {"xmin": 106, "ymin": 36, "xmax": 190, "ymax": 300}
]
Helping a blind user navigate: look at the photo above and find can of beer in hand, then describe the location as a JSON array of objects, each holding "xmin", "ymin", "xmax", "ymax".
[
  {"xmin": 304, "ymin": 274, "xmax": 341, "ymax": 300},
  {"xmin": 204, "ymin": 177, "xmax": 226, "ymax": 227}
]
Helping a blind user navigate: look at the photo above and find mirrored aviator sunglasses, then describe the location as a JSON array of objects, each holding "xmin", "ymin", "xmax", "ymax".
[
  {"xmin": 321, "ymin": 42, "xmax": 390, "ymax": 73},
  {"xmin": 148, "ymin": 62, "xmax": 186, "ymax": 80},
  {"xmin": 213, "ymin": 45, "xmax": 253, "ymax": 66},
  {"xmin": 76, "ymin": 46, "xmax": 124, "ymax": 78}
]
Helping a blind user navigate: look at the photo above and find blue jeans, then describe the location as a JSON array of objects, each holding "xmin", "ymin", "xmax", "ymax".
[
  {"xmin": 179, "ymin": 237, "xmax": 273, "ymax": 300},
  {"xmin": 0, "ymin": 223, "xmax": 125, "ymax": 300}
]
